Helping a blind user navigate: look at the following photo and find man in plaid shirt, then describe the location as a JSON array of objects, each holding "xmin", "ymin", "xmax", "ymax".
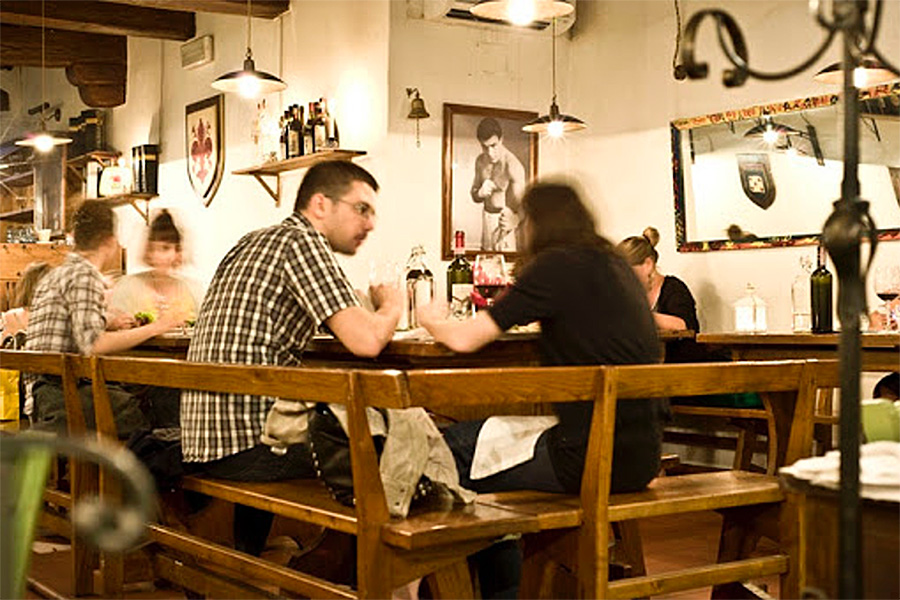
[
  {"xmin": 27, "ymin": 201, "xmax": 187, "ymax": 435},
  {"xmin": 182, "ymin": 161, "xmax": 402, "ymax": 555}
]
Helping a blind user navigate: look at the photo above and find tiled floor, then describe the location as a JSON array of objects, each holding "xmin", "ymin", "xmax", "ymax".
[{"xmin": 26, "ymin": 511, "xmax": 777, "ymax": 599}]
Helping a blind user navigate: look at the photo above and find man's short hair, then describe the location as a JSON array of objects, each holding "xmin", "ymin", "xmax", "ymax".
[
  {"xmin": 71, "ymin": 200, "xmax": 116, "ymax": 250},
  {"xmin": 476, "ymin": 117, "xmax": 503, "ymax": 142},
  {"xmin": 294, "ymin": 161, "xmax": 379, "ymax": 213}
]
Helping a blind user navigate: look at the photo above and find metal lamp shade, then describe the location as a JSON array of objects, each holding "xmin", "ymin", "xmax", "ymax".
[
  {"xmin": 471, "ymin": 0, "xmax": 574, "ymax": 24},
  {"xmin": 814, "ymin": 57, "xmax": 899, "ymax": 86},
  {"xmin": 212, "ymin": 55, "xmax": 286, "ymax": 97},
  {"xmin": 522, "ymin": 101, "xmax": 585, "ymax": 134}
]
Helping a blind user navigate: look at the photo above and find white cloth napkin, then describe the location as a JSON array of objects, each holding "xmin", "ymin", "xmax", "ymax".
[
  {"xmin": 470, "ymin": 415, "xmax": 560, "ymax": 480},
  {"xmin": 780, "ymin": 441, "xmax": 900, "ymax": 502}
]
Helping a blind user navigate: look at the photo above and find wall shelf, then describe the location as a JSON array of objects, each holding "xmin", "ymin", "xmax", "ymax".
[
  {"xmin": 66, "ymin": 151, "xmax": 157, "ymax": 224},
  {"xmin": 233, "ymin": 149, "xmax": 366, "ymax": 206},
  {"xmin": 99, "ymin": 192, "xmax": 157, "ymax": 224},
  {"xmin": 0, "ymin": 207, "xmax": 34, "ymax": 223}
]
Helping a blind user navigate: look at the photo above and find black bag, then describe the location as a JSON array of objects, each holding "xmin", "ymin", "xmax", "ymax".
[{"xmin": 308, "ymin": 403, "xmax": 434, "ymax": 507}]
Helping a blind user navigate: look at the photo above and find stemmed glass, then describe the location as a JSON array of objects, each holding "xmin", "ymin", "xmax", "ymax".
[
  {"xmin": 873, "ymin": 265, "xmax": 900, "ymax": 331},
  {"xmin": 472, "ymin": 254, "xmax": 508, "ymax": 310}
]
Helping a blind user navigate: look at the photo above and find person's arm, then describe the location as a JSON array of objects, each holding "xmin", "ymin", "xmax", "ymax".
[
  {"xmin": 505, "ymin": 152, "xmax": 527, "ymax": 212},
  {"xmin": 417, "ymin": 300, "xmax": 502, "ymax": 353},
  {"xmin": 326, "ymin": 283, "xmax": 402, "ymax": 357},
  {"xmin": 471, "ymin": 155, "xmax": 489, "ymax": 204},
  {"xmin": 653, "ymin": 312, "xmax": 687, "ymax": 331},
  {"xmin": 91, "ymin": 316, "xmax": 181, "ymax": 355}
]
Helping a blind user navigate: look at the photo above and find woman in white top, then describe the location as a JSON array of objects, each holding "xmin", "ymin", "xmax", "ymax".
[{"xmin": 110, "ymin": 210, "xmax": 197, "ymax": 324}]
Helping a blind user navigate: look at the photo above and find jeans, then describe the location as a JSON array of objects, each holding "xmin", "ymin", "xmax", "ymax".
[
  {"xmin": 198, "ymin": 443, "xmax": 316, "ymax": 556},
  {"xmin": 32, "ymin": 377, "xmax": 149, "ymax": 439},
  {"xmin": 443, "ymin": 420, "xmax": 565, "ymax": 599}
]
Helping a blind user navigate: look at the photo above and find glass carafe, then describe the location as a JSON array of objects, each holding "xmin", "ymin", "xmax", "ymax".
[{"xmin": 403, "ymin": 245, "xmax": 434, "ymax": 329}]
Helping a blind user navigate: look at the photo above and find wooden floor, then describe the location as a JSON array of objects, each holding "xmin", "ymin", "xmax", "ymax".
[{"xmin": 27, "ymin": 511, "xmax": 777, "ymax": 599}]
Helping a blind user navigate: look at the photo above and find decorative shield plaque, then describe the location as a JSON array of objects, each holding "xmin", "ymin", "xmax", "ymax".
[
  {"xmin": 185, "ymin": 95, "xmax": 224, "ymax": 206},
  {"xmin": 736, "ymin": 153, "xmax": 776, "ymax": 210}
]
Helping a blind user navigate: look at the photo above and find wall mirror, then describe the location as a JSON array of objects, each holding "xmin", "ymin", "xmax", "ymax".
[{"xmin": 671, "ymin": 82, "xmax": 899, "ymax": 252}]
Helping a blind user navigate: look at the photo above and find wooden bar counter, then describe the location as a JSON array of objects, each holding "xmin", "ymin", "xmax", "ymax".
[{"xmin": 697, "ymin": 332, "xmax": 899, "ymax": 372}]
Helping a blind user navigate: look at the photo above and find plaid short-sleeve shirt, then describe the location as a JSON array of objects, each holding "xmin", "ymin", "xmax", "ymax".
[
  {"xmin": 182, "ymin": 213, "xmax": 360, "ymax": 462},
  {"xmin": 25, "ymin": 253, "xmax": 107, "ymax": 356}
]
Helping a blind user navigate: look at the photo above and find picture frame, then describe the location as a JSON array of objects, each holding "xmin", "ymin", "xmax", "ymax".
[
  {"xmin": 442, "ymin": 103, "xmax": 538, "ymax": 260},
  {"xmin": 185, "ymin": 94, "xmax": 224, "ymax": 206}
]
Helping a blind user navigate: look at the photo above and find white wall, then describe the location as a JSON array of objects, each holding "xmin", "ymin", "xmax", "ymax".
[{"xmin": 4, "ymin": 0, "xmax": 898, "ymax": 335}]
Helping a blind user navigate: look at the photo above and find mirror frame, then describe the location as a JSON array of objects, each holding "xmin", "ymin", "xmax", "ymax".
[{"xmin": 671, "ymin": 82, "xmax": 900, "ymax": 252}]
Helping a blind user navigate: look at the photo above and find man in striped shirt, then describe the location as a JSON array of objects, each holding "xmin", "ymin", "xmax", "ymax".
[{"xmin": 182, "ymin": 161, "xmax": 401, "ymax": 555}]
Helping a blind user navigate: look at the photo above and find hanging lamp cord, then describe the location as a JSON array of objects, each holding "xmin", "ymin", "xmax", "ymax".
[
  {"xmin": 672, "ymin": 0, "xmax": 686, "ymax": 79},
  {"xmin": 40, "ymin": 0, "xmax": 46, "ymax": 128},
  {"xmin": 551, "ymin": 17, "xmax": 557, "ymax": 104},
  {"xmin": 246, "ymin": 0, "xmax": 253, "ymax": 59}
]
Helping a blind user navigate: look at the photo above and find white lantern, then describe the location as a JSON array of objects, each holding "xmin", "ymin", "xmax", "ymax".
[{"xmin": 734, "ymin": 284, "xmax": 768, "ymax": 333}]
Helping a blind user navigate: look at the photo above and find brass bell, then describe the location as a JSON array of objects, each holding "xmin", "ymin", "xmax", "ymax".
[
  {"xmin": 406, "ymin": 88, "xmax": 430, "ymax": 119},
  {"xmin": 406, "ymin": 88, "xmax": 429, "ymax": 147}
]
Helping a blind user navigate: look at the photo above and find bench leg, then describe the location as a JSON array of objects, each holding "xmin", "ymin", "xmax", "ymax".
[
  {"xmin": 425, "ymin": 560, "xmax": 474, "ymax": 599},
  {"xmin": 612, "ymin": 520, "xmax": 646, "ymax": 577},
  {"xmin": 711, "ymin": 505, "xmax": 769, "ymax": 599},
  {"xmin": 520, "ymin": 529, "xmax": 578, "ymax": 599}
]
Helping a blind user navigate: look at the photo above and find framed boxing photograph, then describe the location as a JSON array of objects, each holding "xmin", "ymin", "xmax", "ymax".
[{"xmin": 441, "ymin": 103, "xmax": 538, "ymax": 260}]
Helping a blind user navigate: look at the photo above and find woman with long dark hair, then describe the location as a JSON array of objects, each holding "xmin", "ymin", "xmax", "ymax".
[
  {"xmin": 420, "ymin": 181, "xmax": 663, "ymax": 496},
  {"xmin": 419, "ymin": 182, "xmax": 665, "ymax": 597}
]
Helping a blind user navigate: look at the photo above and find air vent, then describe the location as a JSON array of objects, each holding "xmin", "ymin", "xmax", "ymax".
[{"xmin": 181, "ymin": 35, "xmax": 214, "ymax": 70}]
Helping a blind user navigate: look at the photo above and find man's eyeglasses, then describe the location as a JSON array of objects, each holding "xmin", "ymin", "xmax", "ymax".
[{"xmin": 333, "ymin": 197, "xmax": 376, "ymax": 220}]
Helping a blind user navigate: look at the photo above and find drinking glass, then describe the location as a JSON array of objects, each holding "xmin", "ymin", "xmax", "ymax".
[
  {"xmin": 473, "ymin": 254, "xmax": 508, "ymax": 309},
  {"xmin": 873, "ymin": 265, "xmax": 900, "ymax": 331}
]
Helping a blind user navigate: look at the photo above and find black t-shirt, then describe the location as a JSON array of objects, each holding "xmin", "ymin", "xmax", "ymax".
[
  {"xmin": 489, "ymin": 245, "xmax": 663, "ymax": 493},
  {"xmin": 656, "ymin": 275, "xmax": 708, "ymax": 363}
]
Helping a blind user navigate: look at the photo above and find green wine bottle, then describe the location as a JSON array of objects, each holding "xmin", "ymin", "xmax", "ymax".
[
  {"xmin": 810, "ymin": 243, "xmax": 833, "ymax": 333},
  {"xmin": 447, "ymin": 231, "xmax": 473, "ymax": 319}
]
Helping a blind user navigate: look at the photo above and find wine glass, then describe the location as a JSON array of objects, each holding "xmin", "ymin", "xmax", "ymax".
[
  {"xmin": 472, "ymin": 254, "xmax": 508, "ymax": 310},
  {"xmin": 873, "ymin": 265, "xmax": 900, "ymax": 331}
]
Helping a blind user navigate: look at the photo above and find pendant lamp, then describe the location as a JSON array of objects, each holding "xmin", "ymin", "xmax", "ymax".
[
  {"xmin": 813, "ymin": 55, "xmax": 899, "ymax": 87},
  {"xmin": 16, "ymin": 0, "xmax": 72, "ymax": 153},
  {"xmin": 522, "ymin": 18, "xmax": 585, "ymax": 137},
  {"xmin": 743, "ymin": 117, "xmax": 802, "ymax": 146},
  {"xmin": 470, "ymin": 0, "xmax": 573, "ymax": 26},
  {"xmin": 212, "ymin": 0, "xmax": 286, "ymax": 98}
]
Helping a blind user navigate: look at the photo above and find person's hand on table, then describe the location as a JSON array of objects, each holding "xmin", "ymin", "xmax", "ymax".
[
  {"xmin": 153, "ymin": 305, "xmax": 191, "ymax": 334},
  {"xmin": 106, "ymin": 308, "xmax": 136, "ymax": 331},
  {"xmin": 369, "ymin": 282, "xmax": 403, "ymax": 312},
  {"xmin": 417, "ymin": 298, "xmax": 449, "ymax": 329}
]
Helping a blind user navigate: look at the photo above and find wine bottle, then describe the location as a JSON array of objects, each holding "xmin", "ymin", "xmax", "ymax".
[
  {"xmin": 313, "ymin": 100, "xmax": 327, "ymax": 152},
  {"xmin": 289, "ymin": 105, "xmax": 303, "ymax": 158},
  {"xmin": 810, "ymin": 243, "xmax": 833, "ymax": 333},
  {"xmin": 404, "ymin": 245, "xmax": 434, "ymax": 329},
  {"xmin": 321, "ymin": 97, "xmax": 337, "ymax": 149},
  {"xmin": 305, "ymin": 102, "xmax": 317, "ymax": 154},
  {"xmin": 281, "ymin": 110, "xmax": 291, "ymax": 160},
  {"xmin": 447, "ymin": 231, "xmax": 473, "ymax": 319}
]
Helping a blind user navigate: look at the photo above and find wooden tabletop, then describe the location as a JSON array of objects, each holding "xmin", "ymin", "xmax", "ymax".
[
  {"xmin": 135, "ymin": 328, "xmax": 696, "ymax": 368},
  {"xmin": 698, "ymin": 332, "xmax": 899, "ymax": 348}
]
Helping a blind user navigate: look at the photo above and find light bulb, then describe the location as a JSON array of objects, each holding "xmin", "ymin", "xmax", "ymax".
[
  {"xmin": 238, "ymin": 74, "xmax": 262, "ymax": 99},
  {"xmin": 762, "ymin": 127, "xmax": 779, "ymax": 145},
  {"xmin": 33, "ymin": 133, "xmax": 55, "ymax": 153},
  {"xmin": 508, "ymin": 0, "xmax": 536, "ymax": 25},
  {"xmin": 547, "ymin": 120, "xmax": 564, "ymax": 138},
  {"xmin": 853, "ymin": 66, "xmax": 867, "ymax": 88}
]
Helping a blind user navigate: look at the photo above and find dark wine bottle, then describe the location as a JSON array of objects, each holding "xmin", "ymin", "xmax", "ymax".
[
  {"xmin": 810, "ymin": 243, "xmax": 833, "ymax": 333},
  {"xmin": 447, "ymin": 231, "xmax": 473, "ymax": 319},
  {"xmin": 289, "ymin": 105, "xmax": 303, "ymax": 158}
]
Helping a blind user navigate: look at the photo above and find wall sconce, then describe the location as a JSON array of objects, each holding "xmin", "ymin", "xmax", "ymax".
[
  {"xmin": 470, "ymin": 0, "xmax": 573, "ymax": 26},
  {"xmin": 406, "ymin": 88, "xmax": 430, "ymax": 147}
]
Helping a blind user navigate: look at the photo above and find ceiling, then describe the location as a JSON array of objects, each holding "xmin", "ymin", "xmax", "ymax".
[{"xmin": 0, "ymin": 0, "xmax": 290, "ymax": 107}]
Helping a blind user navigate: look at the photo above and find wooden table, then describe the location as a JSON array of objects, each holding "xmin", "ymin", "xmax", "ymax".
[
  {"xmin": 781, "ymin": 472, "xmax": 899, "ymax": 599},
  {"xmin": 697, "ymin": 332, "xmax": 899, "ymax": 372},
  {"xmin": 135, "ymin": 329, "xmax": 696, "ymax": 368}
]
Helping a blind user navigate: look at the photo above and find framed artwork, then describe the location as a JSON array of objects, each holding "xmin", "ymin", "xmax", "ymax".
[
  {"xmin": 441, "ymin": 103, "xmax": 538, "ymax": 260},
  {"xmin": 186, "ymin": 94, "xmax": 224, "ymax": 206}
]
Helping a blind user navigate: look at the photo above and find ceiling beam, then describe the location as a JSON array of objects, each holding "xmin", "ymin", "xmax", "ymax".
[
  {"xmin": 0, "ymin": 24, "xmax": 127, "ymax": 107},
  {"xmin": 0, "ymin": 1, "xmax": 195, "ymax": 41},
  {"xmin": 95, "ymin": 0, "xmax": 290, "ymax": 20}
]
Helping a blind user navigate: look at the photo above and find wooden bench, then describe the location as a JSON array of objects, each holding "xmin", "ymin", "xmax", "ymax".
[{"xmin": 3, "ymin": 351, "xmax": 828, "ymax": 598}]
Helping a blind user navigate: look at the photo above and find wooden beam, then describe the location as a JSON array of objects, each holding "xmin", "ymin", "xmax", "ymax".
[
  {"xmin": 0, "ymin": 24, "xmax": 126, "ymax": 67},
  {"xmin": 0, "ymin": 24, "xmax": 126, "ymax": 108},
  {"xmin": 0, "ymin": 1, "xmax": 195, "ymax": 41},
  {"xmin": 96, "ymin": 0, "xmax": 289, "ymax": 19}
]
